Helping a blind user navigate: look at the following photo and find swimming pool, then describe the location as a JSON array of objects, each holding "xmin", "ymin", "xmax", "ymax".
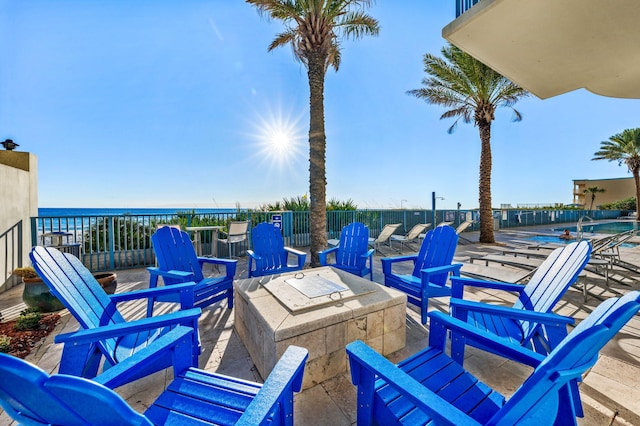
[
  {"xmin": 527, "ymin": 235, "xmax": 573, "ymax": 245},
  {"xmin": 554, "ymin": 221, "xmax": 640, "ymax": 235},
  {"xmin": 528, "ymin": 234, "xmax": 638, "ymax": 248}
]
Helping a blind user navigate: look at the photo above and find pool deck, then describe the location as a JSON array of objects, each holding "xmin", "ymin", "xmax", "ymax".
[{"xmin": 2, "ymin": 224, "xmax": 640, "ymax": 425}]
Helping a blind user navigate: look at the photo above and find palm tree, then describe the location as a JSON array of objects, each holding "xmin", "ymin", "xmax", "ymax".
[
  {"xmin": 593, "ymin": 128, "xmax": 640, "ymax": 219},
  {"xmin": 583, "ymin": 186, "xmax": 605, "ymax": 210},
  {"xmin": 407, "ymin": 44, "xmax": 529, "ymax": 243},
  {"xmin": 247, "ymin": 0, "xmax": 379, "ymax": 266}
]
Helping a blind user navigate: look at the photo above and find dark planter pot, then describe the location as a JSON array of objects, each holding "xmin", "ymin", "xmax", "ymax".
[
  {"xmin": 94, "ymin": 272, "xmax": 118, "ymax": 294},
  {"xmin": 22, "ymin": 272, "xmax": 118, "ymax": 312},
  {"xmin": 22, "ymin": 278, "xmax": 65, "ymax": 312}
]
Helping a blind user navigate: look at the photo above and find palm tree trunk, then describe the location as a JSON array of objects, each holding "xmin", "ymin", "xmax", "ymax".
[
  {"xmin": 634, "ymin": 169, "xmax": 640, "ymax": 221},
  {"xmin": 478, "ymin": 119, "xmax": 495, "ymax": 243},
  {"xmin": 307, "ymin": 52, "xmax": 328, "ymax": 266}
]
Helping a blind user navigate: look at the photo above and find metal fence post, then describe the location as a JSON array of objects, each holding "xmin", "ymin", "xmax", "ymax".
[{"xmin": 108, "ymin": 216, "xmax": 115, "ymax": 270}]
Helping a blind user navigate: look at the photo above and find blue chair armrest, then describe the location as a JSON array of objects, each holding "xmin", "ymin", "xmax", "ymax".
[
  {"xmin": 247, "ymin": 250, "xmax": 260, "ymax": 278},
  {"xmin": 236, "ymin": 346, "xmax": 309, "ymax": 425},
  {"xmin": 346, "ymin": 340, "xmax": 477, "ymax": 426},
  {"xmin": 361, "ymin": 248, "xmax": 375, "ymax": 260},
  {"xmin": 420, "ymin": 263, "xmax": 463, "ymax": 281},
  {"xmin": 198, "ymin": 256, "xmax": 237, "ymax": 265},
  {"xmin": 247, "ymin": 249, "xmax": 259, "ymax": 261},
  {"xmin": 285, "ymin": 247, "xmax": 306, "ymax": 257},
  {"xmin": 94, "ymin": 326, "xmax": 196, "ymax": 389},
  {"xmin": 147, "ymin": 267, "xmax": 194, "ymax": 282},
  {"xmin": 427, "ymin": 312, "xmax": 546, "ymax": 367},
  {"xmin": 113, "ymin": 281, "xmax": 195, "ymax": 312},
  {"xmin": 318, "ymin": 246, "xmax": 339, "ymax": 265},
  {"xmin": 450, "ymin": 275, "xmax": 526, "ymax": 299},
  {"xmin": 285, "ymin": 247, "xmax": 307, "ymax": 268},
  {"xmin": 54, "ymin": 308, "xmax": 202, "ymax": 345},
  {"xmin": 450, "ymin": 299, "xmax": 575, "ymax": 325},
  {"xmin": 109, "ymin": 281, "xmax": 196, "ymax": 303},
  {"xmin": 198, "ymin": 256, "xmax": 238, "ymax": 278},
  {"xmin": 381, "ymin": 254, "xmax": 418, "ymax": 275}
]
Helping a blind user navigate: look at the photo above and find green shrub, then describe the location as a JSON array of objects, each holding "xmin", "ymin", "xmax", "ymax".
[
  {"xmin": 0, "ymin": 335, "xmax": 10, "ymax": 353},
  {"xmin": 600, "ymin": 197, "xmax": 636, "ymax": 210},
  {"xmin": 14, "ymin": 311, "xmax": 42, "ymax": 331},
  {"xmin": 327, "ymin": 198, "xmax": 357, "ymax": 211}
]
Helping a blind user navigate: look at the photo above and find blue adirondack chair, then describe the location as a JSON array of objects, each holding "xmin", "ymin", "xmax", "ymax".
[
  {"xmin": 148, "ymin": 226, "xmax": 238, "ymax": 315},
  {"xmin": 30, "ymin": 246, "xmax": 202, "ymax": 383},
  {"xmin": 0, "ymin": 325, "xmax": 309, "ymax": 426},
  {"xmin": 449, "ymin": 240, "xmax": 592, "ymax": 363},
  {"xmin": 381, "ymin": 225, "xmax": 463, "ymax": 324},
  {"xmin": 319, "ymin": 222, "xmax": 375, "ymax": 280},
  {"xmin": 347, "ymin": 291, "xmax": 640, "ymax": 425},
  {"xmin": 247, "ymin": 222, "xmax": 307, "ymax": 278}
]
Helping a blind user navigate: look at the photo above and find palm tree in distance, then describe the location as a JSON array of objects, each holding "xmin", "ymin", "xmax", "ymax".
[
  {"xmin": 583, "ymin": 186, "xmax": 605, "ymax": 210},
  {"xmin": 407, "ymin": 44, "xmax": 529, "ymax": 243},
  {"xmin": 246, "ymin": 0, "xmax": 379, "ymax": 266},
  {"xmin": 593, "ymin": 128, "xmax": 640, "ymax": 219}
]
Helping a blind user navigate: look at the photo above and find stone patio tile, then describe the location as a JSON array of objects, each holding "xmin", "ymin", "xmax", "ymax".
[
  {"xmin": 294, "ymin": 383, "xmax": 351, "ymax": 426},
  {"xmin": 322, "ymin": 373, "xmax": 358, "ymax": 425}
]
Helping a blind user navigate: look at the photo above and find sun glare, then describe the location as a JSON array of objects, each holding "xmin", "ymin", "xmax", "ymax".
[
  {"xmin": 271, "ymin": 131, "xmax": 291, "ymax": 151},
  {"xmin": 247, "ymin": 103, "xmax": 305, "ymax": 170}
]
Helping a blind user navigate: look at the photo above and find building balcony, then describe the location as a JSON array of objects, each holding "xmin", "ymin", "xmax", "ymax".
[{"xmin": 444, "ymin": 0, "xmax": 640, "ymax": 99}]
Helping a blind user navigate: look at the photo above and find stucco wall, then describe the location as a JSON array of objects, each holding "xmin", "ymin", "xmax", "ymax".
[
  {"xmin": 573, "ymin": 177, "xmax": 636, "ymax": 208},
  {"xmin": 0, "ymin": 151, "xmax": 37, "ymax": 292}
]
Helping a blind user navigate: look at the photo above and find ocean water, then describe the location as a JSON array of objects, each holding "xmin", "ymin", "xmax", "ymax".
[
  {"xmin": 38, "ymin": 207, "xmax": 239, "ymax": 217},
  {"xmin": 35, "ymin": 207, "xmax": 243, "ymax": 235}
]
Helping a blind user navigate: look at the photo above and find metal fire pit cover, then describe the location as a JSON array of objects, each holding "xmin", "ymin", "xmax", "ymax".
[{"xmin": 285, "ymin": 274, "xmax": 348, "ymax": 298}]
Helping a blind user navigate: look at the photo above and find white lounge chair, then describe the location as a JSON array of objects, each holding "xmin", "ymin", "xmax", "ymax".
[
  {"xmin": 455, "ymin": 220, "xmax": 475, "ymax": 244},
  {"xmin": 369, "ymin": 223, "xmax": 401, "ymax": 254},
  {"xmin": 390, "ymin": 223, "xmax": 431, "ymax": 253}
]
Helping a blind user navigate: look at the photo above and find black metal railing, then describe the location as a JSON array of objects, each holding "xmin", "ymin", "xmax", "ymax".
[
  {"xmin": 1, "ymin": 220, "xmax": 23, "ymax": 288},
  {"xmin": 30, "ymin": 209, "xmax": 623, "ymax": 272}
]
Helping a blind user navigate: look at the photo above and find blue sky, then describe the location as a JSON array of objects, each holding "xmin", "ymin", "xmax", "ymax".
[{"xmin": 2, "ymin": 0, "xmax": 640, "ymax": 210}]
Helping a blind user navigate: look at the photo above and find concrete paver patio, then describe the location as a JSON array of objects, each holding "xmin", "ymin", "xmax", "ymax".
[{"xmin": 1, "ymin": 226, "xmax": 640, "ymax": 425}]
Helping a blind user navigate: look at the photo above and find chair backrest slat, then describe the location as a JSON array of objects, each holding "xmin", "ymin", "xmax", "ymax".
[
  {"xmin": 252, "ymin": 223, "xmax": 287, "ymax": 271},
  {"xmin": 30, "ymin": 247, "xmax": 123, "ymax": 357},
  {"xmin": 153, "ymin": 227, "xmax": 204, "ymax": 283},
  {"xmin": 336, "ymin": 222, "xmax": 369, "ymax": 269},
  {"xmin": 514, "ymin": 240, "xmax": 591, "ymax": 339},
  {"xmin": 412, "ymin": 226, "xmax": 459, "ymax": 285}
]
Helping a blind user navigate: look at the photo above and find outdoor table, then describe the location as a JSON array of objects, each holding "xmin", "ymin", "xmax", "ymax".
[
  {"xmin": 41, "ymin": 231, "xmax": 81, "ymax": 258},
  {"xmin": 185, "ymin": 226, "xmax": 224, "ymax": 257}
]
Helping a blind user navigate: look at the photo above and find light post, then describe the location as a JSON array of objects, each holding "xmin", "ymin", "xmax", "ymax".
[
  {"xmin": 401, "ymin": 200, "xmax": 408, "ymax": 233},
  {"xmin": 431, "ymin": 192, "xmax": 445, "ymax": 229},
  {"xmin": 457, "ymin": 202, "xmax": 462, "ymax": 228}
]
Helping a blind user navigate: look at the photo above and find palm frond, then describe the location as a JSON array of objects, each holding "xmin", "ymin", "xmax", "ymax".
[
  {"xmin": 593, "ymin": 128, "xmax": 640, "ymax": 174},
  {"xmin": 268, "ymin": 29, "xmax": 297, "ymax": 51},
  {"xmin": 408, "ymin": 43, "xmax": 528, "ymax": 132},
  {"xmin": 336, "ymin": 11, "xmax": 380, "ymax": 39}
]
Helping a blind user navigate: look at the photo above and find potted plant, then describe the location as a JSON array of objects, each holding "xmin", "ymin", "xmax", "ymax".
[
  {"xmin": 13, "ymin": 266, "xmax": 65, "ymax": 312},
  {"xmin": 13, "ymin": 267, "xmax": 118, "ymax": 312}
]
